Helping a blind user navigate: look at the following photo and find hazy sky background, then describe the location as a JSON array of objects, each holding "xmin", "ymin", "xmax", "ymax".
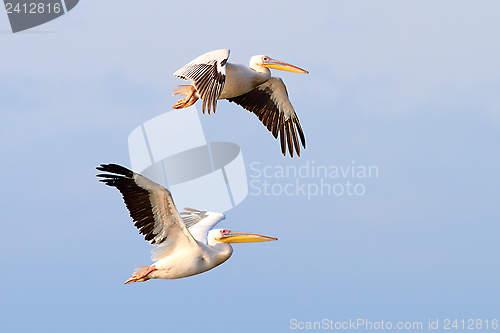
[{"xmin": 1, "ymin": 1, "xmax": 499, "ymax": 332}]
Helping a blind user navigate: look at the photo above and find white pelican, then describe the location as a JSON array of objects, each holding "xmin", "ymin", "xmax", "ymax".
[
  {"xmin": 172, "ymin": 49, "xmax": 309, "ymax": 157},
  {"xmin": 96, "ymin": 163, "xmax": 277, "ymax": 283}
]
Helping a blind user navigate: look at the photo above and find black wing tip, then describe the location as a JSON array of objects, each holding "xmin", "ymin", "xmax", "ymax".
[
  {"xmin": 293, "ymin": 116, "xmax": 306, "ymax": 149},
  {"xmin": 285, "ymin": 142, "xmax": 305, "ymax": 158},
  {"xmin": 229, "ymin": 84, "xmax": 306, "ymax": 158},
  {"xmin": 279, "ymin": 118, "xmax": 307, "ymax": 158},
  {"xmin": 96, "ymin": 164, "xmax": 135, "ymax": 186},
  {"xmin": 96, "ymin": 164, "xmax": 134, "ymax": 177}
]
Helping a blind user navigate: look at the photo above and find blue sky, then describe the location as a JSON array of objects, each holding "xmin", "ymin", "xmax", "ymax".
[{"xmin": 1, "ymin": 1, "xmax": 499, "ymax": 332}]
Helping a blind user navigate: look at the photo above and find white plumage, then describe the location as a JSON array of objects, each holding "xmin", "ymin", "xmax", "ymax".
[
  {"xmin": 172, "ymin": 49, "xmax": 309, "ymax": 157},
  {"xmin": 97, "ymin": 163, "xmax": 277, "ymax": 283}
]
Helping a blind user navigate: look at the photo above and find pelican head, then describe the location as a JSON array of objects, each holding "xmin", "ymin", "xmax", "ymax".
[
  {"xmin": 212, "ymin": 229, "xmax": 278, "ymax": 243},
  {"xmin": 250, "ymin": 55, "xmax": 309, "ymax": 74}
]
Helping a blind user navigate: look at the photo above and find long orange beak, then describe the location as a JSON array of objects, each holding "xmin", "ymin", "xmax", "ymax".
[
  {"xmin": 261, "ymin": 57, "xmax": 309, "ymax": 74},
  {"xmin": 218, "ymin": 231, "xmax": 278, "ymax": 243}
]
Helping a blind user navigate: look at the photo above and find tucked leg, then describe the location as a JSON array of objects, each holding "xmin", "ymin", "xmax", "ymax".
[
  {"xmin": 172, "ymin": 85, "xmax": 198, "ymax": 109},
  {"xmin": 124, "ymin": 265, "xmax": 157, "ymax": 284}
]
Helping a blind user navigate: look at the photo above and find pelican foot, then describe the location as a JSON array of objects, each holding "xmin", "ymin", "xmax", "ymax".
[
  {"xmin": 172, "ymin": 85, "xmax": 198, "ymax": 109},
  {"xmin": 173, "ymin": 96, "xmax": 199, "ymax": 109},
  {"xmin": 124, "ymin": 265, "xmax": 157, "ymax": 284}
]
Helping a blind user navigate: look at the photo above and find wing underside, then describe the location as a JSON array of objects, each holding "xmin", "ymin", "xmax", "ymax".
[{"xmin": 228, "ymin": 77, "xmax": 306, "ymax": 157}]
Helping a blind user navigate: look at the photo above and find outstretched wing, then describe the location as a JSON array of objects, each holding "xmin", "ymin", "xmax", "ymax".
[
  {"xmin": 96, "ymin": 164, "xmax": 199, "ymax": 252},
  {"xmin": 228, "ymin": 77, "xmax": 306, "ymax": 157},
  {"xmin": 181, "ymin": 208, "xmax": 225, "ymax": 245},
  {"xmin": 174, "ymin": 49, "xmax": 230, "ymax": 114}
]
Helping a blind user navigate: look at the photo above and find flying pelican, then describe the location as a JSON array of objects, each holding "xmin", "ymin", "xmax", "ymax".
[
  {"xmin": 172, "ymin": 49, "xmax": 309, "ymax": 157},
  {"xmin": 96, "ymin": 163, "xmax": 277, "ymax": 283}
]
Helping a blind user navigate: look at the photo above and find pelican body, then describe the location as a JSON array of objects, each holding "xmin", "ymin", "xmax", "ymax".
[
  {"xmin": 96, "ymin": 164, "xmax": 277, "ymax": 283},
  {"xmin": 142, "ymin": 228, "xmax": 231, "ymax": 280},
  {"xmin": 172, "ymin": 49, "xmax": 309, "ymax": 157},
  {"xmin": 220, "ymin": 61, "xmax": 268, "ymax": 98}
]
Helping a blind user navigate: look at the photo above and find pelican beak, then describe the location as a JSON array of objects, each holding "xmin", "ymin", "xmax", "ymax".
[
  {"xmin": 261, "ymin": 58, "xmax": 309, "ymax": 74},
  {"xmin": 218, "ymin": 231, "xmax": 278, "ymax": 243}
]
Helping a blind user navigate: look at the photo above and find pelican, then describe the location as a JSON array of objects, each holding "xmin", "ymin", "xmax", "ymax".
[
  {"xmin": 172, "ymin": 49, "xmax": 309, "ymax": 157},
  {"xmin": 96, "ymin": 163, "xmax": 277, "ymax": 283}
]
